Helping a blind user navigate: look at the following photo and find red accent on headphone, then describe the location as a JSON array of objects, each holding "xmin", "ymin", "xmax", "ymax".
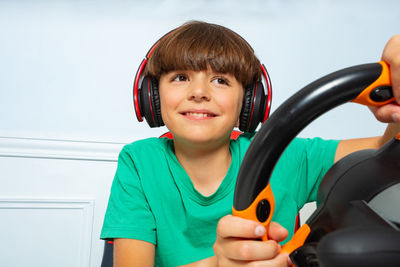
[
  {"xmin": 261, "ymin": 64, "xmax": 272, "ymax": 123},
  {"xmin": 146, "ymin": 40, "xmax": 161, "ymax": 58},
  {"xmin": 133, "ymin": 58, "xmax": 147, "ymax": 122},
  {"xmin": 160, "ymin": 130, "xmax": 243, "ymax": 140}
]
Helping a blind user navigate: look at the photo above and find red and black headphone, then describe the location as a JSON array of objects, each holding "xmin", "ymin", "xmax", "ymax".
[{"xmin": 133, "ymin": 29, "xmax": 272, "ymax": 133}]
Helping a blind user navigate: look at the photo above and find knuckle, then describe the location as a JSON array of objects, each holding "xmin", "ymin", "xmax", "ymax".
[
  {"xmin": 238, "ymin": 242, "xmax": 253, "ymax": 260},
  {"xmin": 216, "ymin": 216, "xmax": 229, "ymax": 235},
  {"xmin": 390, "ymin": 34, "xmax": 400, "ymax": 44},
  {"xmin": 390, "ymin": 55, "xmax": 400, "ymax": 67},
  {"xmin": 383, "ymin": 34, "xmax": 400, "ymax": 65},
  {"xmin": 248, "ymin": 262, "xmax": 263, "ymax": 267},
  {"xmin": 265, "ymin": 240, "xmax": 280, "ymax": 255},
  {"xmin": 278, "ymin": 255, "xmax": 290, "ymax": 267},
  {"xmin": 275, "ymin": 253, "xmax": 290, "ymax": 267},
  {"xmin": 394, "ymin": 58, "xmax": 400, "ymax": 67}
]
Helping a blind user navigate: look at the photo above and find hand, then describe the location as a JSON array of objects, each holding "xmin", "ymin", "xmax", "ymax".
[
  {"xmin": 370, "ymin": 34, "xmax": 400, "ymax": 123},
  {"xmin": 382, "ymin": 34, "xmax": 400, "ymax": 105},
  {"xmin": 214, "ymin": 215, "xmax": 290, "ymax": 266}
]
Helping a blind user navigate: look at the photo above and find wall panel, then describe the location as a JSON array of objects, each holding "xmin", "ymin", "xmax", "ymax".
[{"xmin": 0, "ymin": 137, "xmax": 122, "ymax": 267}]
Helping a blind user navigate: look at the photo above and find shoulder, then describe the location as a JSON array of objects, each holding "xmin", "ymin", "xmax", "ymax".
[
  {"xmin": 230, "ymin": 132, "xmax": 256, "ymax": 159},
  {"xmin": 115, "ymin": 137, "xmax": 173, "ymax": 171},
  {"xmin": 287, "ymin": 137, "xmax": 340, "ymax": 155},
  {"xmin": 121, "ymin": 137, "xmax": 171, "ymax": 157},
  {"xmin": 271, "ymin": 137, "xmax": 340, "ymax": 207},
  {"xmin": 231, "ymin": 132, "xmax": 256, "ymax": 147},
  {"xmin": 273, "ymin": 137, "xmax": 340, "ymax": 173},
  {"xmin": 114, "ymin": 137, "xmax": 174, "ymax": 184}
]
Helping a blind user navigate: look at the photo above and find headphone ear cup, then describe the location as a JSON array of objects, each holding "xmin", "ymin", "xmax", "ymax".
[
  {"xmin": 239, "ymin": 82, "xmax": 266, "ymax": 132},
  {"xmin": 239, "ymin": 86, "xmax": 254, "ymax": 132},
  {"xmin": 150, "ymin": 77, "xmax": 164, "ymax": 127},
  {"xmin": 139, "ymin": 76, "xmax": 164, "ymax": 127}
]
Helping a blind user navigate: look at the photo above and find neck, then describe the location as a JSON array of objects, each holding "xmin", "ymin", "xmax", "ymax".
[{"xmin": 173, "ymin": 139, "xmax": 232, "ymax": 196}]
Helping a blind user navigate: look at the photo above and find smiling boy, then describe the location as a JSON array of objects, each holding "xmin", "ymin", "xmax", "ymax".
[{"xmin": 101, "ymin": 21, "xmax": 400, "ymax": 266}]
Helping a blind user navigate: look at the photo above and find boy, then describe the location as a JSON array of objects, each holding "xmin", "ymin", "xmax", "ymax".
[{"xmin": 101, "ymin": 21, "xmax": 400, "ymax": 266}]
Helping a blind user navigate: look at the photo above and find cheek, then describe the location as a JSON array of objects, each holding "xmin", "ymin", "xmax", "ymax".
[
  {"xmin": 159, "ymin": 87, "xmax": 171, "ymax": 120},
  {"xmin": 159, "ymin": 86, "xmax": 181, "ymax": 125},
  {"xmin": 236, "ymin": 93, "xmax": 244, "ymax": 114},
  {"xmin": 218, "ymin": 92, "xmax": 243, "ymax": 117},
  {"xmin": 160, "ymin": 96, "xmax": 171, "ymax": 120}
]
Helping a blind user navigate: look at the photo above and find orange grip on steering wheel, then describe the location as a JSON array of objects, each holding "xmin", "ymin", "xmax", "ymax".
[
  {"xmin": 352, "ymin": 61, "xmax": 393, "ymax": 106},
  {"xmin": 232, "ymin": 183, "xmax": 275, "ymax": 241}
]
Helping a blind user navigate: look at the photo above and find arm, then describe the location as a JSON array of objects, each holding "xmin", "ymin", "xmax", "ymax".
[
  {"xmin": 334, "ymin": 122, "xmax": 400, "ymax": 162},
  {"xmin": 335, "ymin": 34, "xmax": 400, "ymax": 162},
  {"xmin": 114, "ymin": 239, "xmax": 155, "ymax": 267},
  {"xmin": 101, "ymin": 147, "xmax": 157, "ymax": 266}
]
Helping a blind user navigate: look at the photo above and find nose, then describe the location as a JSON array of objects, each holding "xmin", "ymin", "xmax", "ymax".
[{"xmin": 187, "ymin": 76, "xmax": 211, "ymax": 102}]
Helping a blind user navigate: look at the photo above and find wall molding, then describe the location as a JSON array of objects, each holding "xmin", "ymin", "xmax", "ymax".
[
  {"xmin": 0, "ymin": 198, "xmax": 95, "ymax": 267},
  {"xmin": 0, "ymin": 136, "xmax": 124, "ymax": 162}
]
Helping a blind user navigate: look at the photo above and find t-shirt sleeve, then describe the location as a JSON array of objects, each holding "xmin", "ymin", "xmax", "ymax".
[
  {"xmin": 100, "ymin": 145, "xmax": 156, "ymax": 244},
  {"xmin": 289, "ymin": 138, "xmax": 340, "ymax": 208}
]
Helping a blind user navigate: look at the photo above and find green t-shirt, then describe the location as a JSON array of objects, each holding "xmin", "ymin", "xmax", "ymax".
[{"xmin": 101, "ymin": 133, "xmax": 339, "ymax": 266}]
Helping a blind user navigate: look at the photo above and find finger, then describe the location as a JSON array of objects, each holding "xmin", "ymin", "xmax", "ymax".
[
  {"xmin": 249, "ymin": 253, "xmax": 291, "ymax": 267},
  {"xmin": 393, "ymin": 113, "xmax": 400, "ymax": 123},
  {"xmin": 268, "ymin": 221, "xmax": 289, "ymax": 242},
  {"xmin": 381, "ymin": 34, "xmax": 400, "ymax": 104},
  {"xmin": 369, "ymin": 103, "xmax": 400, "ymax": 123},
  {"xmin": 273, "ymin": 253, "xmax": 291, "ymax": 267},
  {"xmin": 220, "ymin": 238, "xmax": 281, "ymax": 261},
  {"xmin": 389, "ymin": 59, "xmax": 400, "ymax": 105},
  {"xmin": 217, "ymin": 215, "xmax": 266, "ymax": 239}
]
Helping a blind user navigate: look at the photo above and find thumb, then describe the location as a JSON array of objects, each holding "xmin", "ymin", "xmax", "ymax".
[{"xmin": 268, "ymin": 221, "xmax": 289, "ymax": 242}]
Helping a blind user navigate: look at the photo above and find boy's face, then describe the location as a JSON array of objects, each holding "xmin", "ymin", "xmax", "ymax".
[{"xmin": 159, "ymin": 68, "xmax": 244, "ymax": 145}]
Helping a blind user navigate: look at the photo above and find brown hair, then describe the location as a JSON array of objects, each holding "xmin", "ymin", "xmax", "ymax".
[{"xmin": 145, "ymin": 21, "xmax": 262, "ymax": 88}]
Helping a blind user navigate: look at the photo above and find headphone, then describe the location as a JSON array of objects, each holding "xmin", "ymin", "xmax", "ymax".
[{"xmin": 133, "ymin": 29, "xmax": 272, "ymax": 133}]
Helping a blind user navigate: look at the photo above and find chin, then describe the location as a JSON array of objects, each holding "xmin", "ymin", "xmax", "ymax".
[{"xmin": 178, "ymin": 129, "xmax": 232, "ymax": 145}]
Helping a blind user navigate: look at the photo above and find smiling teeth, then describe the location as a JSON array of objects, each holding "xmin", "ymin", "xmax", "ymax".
[{"xmin": 187, "ymin": 112, "xmax": 211, "ymax": 117}]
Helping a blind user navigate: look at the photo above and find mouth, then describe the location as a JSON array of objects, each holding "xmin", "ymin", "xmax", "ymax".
[{"xmin": 180, "ymin": 111, "xmax": 217, "ymax": 119}]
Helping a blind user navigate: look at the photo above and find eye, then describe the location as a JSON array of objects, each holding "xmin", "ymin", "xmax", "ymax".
[
  {"xmin": 172, "ymin": 74, "xmax": 188, "ymax": 82},
  {"xmin": 212, "ymin": 77, "xmax": 230, "ymax": 86}
]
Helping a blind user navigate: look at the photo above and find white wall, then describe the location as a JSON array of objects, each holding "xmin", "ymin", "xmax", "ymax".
[
  {"xmin": 0, "ymin": 1, "xmax": 399, "ymax": 266},
  {"xmin": 1, "ymin": 0, "xmax": 399, "ymax": 142},
  {"xmin": 0, "ymin": 137, "xmax": 121, "ymax": 267}
]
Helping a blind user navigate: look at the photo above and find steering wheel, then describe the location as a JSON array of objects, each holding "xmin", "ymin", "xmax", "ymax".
[{"xmin": 233, "ymin": 61, "xmax": 400, "ymax": 266}]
